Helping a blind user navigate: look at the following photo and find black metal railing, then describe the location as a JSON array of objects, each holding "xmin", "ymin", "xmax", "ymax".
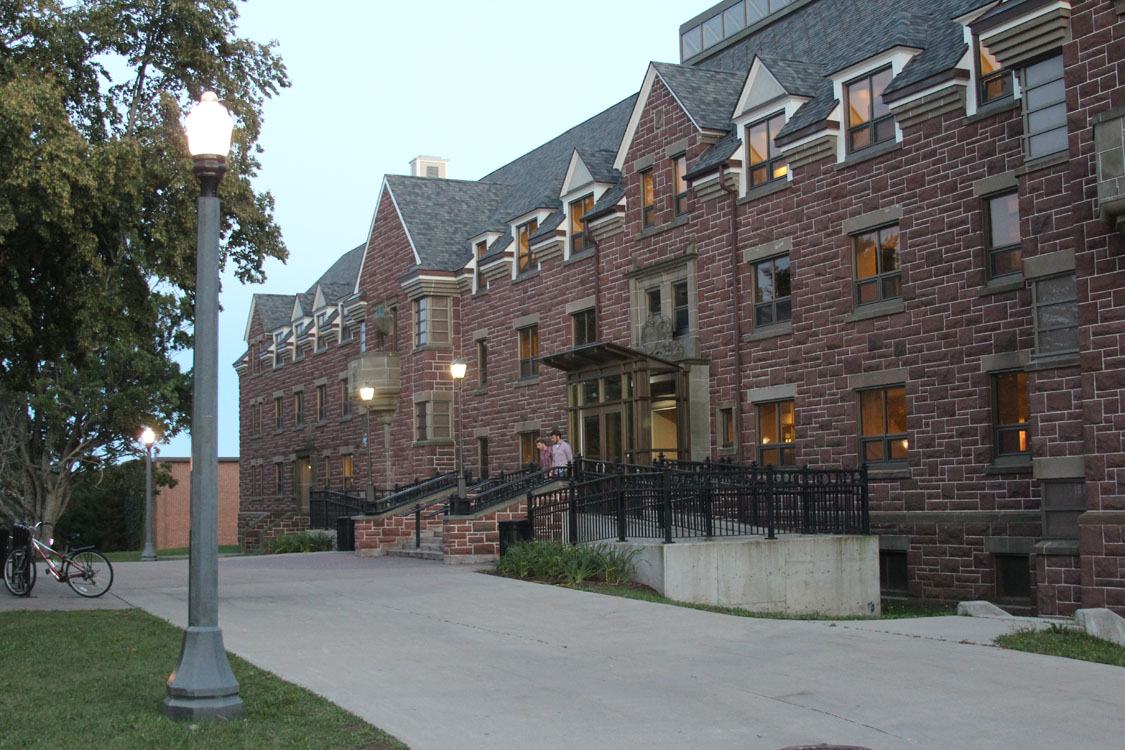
[
  {"xmin": 462, "ymin": 465, "xmax": 572, "ymax": 514},
  {"xmin": 528, "ymin": 463, "xmax": 869, "ymax": 544},
  {"xmin": 309, "ymin": 490, "xmax": 367, "ymax": 530},
  {"xmin": 369, "ymin": 471, "xmax": 462, "ymax": 514}
]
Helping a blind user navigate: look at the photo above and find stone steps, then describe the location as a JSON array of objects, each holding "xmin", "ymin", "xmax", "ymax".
[{"xmin": 386, "ymin": 529, "xmax": 444, "ymax": 561}]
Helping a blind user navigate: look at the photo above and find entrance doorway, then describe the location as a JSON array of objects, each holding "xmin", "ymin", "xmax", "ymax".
[
  {"xmin": 296, "ymin": 455, "xmax": 312, "ymax": 513},
  {"xmin": 543, "ymin": 343, "xmax": 686, "ymax": 466}
]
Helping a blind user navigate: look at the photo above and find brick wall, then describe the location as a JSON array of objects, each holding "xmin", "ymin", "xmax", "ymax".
[{"xmin": 153, "ymin": 457, "xmax": 239, "ymax": 549}]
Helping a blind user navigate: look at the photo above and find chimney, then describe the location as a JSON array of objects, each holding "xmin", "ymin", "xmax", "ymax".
[{"xmin": 409, "ymin": 156, "xmax": 449, "ymax": 179}]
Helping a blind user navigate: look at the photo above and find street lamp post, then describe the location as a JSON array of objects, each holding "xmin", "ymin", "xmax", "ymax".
[
  {"xmin": 140, "ymin": 427, "xmax": 158, "ymax": 562},
  {"xmin": 163, "ymin": 91, "xmax": 243, "ymax": 722},
  {"xmin": 450, "ymin": 359, "xmax": 467, "ymax": 495},
  {"xmin": 360, "ymin": 386, "xmax": 375, "ymax": 501}
]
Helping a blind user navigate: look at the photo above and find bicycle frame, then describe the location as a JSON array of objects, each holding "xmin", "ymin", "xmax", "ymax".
[{"xmin": 29, "ymin": 537, "xmax": 77, "ymax": 582}]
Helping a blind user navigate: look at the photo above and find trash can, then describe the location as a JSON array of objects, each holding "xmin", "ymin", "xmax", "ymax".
[
  {"xmin": 498, "ymin": 519, "xmax": 532, "ymax": 557},
  {"xmin": 336, "ymin": 516, "xmax": 355, "ymax": 552}
]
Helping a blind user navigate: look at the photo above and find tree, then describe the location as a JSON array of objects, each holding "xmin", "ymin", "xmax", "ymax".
[{"xmin": 0, "ymin": 0, "xmax": 289, "ymax": 526}]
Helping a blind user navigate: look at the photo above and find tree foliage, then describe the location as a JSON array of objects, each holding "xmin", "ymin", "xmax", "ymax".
[{"xmin": 0, "ymin": 0, "xmax": 289, "ymax": 526}]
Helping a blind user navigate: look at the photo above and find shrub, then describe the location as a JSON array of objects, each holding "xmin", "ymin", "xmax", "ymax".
[
  {"xmin": 265, "ymin": 531, "xmax": 335, "ymax": 554},
  {"xmin": 494, "ymin": 540, "xmax": 638, "ymax": 586}
]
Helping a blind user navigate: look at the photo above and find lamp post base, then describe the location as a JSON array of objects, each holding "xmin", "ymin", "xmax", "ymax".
[
  {"xmin": 163, "ymin": 626, "xmax": 243, "ymax": 721},
  {"xmin": 141, "ymin": 541, "xmax": 158, "ymax": 562}
]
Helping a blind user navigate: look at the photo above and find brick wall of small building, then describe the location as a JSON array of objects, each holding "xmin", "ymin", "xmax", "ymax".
[{"xmin": 153, "ymin": 458, "xmax": 239, "ymax": 550}]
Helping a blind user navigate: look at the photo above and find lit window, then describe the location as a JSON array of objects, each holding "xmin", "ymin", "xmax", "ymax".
[
  {"xmin": 342, "ymin": 455, "xmax": 354, "ymax": 489},
  {"xmin": 993, "ymin": 372, "xmax": 1029, "ymax": 457},
  {"xmin": 846, "ymin": 68, "xmax": 895, "ymax": 153},
  {"xmin": 673, "ymin": 156, "xmax": 688, "ymax": 215},
  {"xmin": 757, "ymin": 400, "xmax": 795, "ymax": 465},
  {"xmin": 517, "ymin": 219, "xmax": 539, "ymax": 274},
  {"xmin": 977, "ymin": 39, "xmax": 1014, "ymax": 105},
  {"xmin": 570, "ymin": 195, "xmax": 594, "ymax": 253},
  {"xmin": 986, "ymin": 192, "xmax": 1021, "ymax": 278},
  {"xmin": 859, "ymin": 386, "xmax": 908, "ymax": 463},
  {"xmin": 1023, "ymin": 55, "xmax": 1067, "ymax": 159},
  {"xmin": 474, "ymin": 240, "xmax": 488, "ymax": 290},
  {"xmin": 753, "ymin": 255, "xmax": 791, "ymax": 328},
  {"xmin": 320, "ymin": 456, "xmax": 330, "ymax": 488},
  {"xmin": 720, "ymin": 407, "xmax": 735, "ymax": 449},
  {"xmin": 641, "ymin": 169, "xmax": 655, "ymax": 228},
  {"xmin": 854, "ymin": 224, "xmax": 901, "ymax": 305},
  {"xmin": 747, "ymin": 113, "xmax": 788, "ymax": 188},
  {"xmin": 518, "ymin": 432, "xmax": 538, "ymax": 466},
  {"xmin": 518, "ymin": 325, "xmax": 539, "ymax": 379}
]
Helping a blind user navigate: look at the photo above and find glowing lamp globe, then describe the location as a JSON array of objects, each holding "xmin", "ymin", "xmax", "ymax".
[
  {"xmin": 359, "ymin": 386, "xmax": 375, "ymax": 402},
  {"xmin": 141, "ymin": 427, "xmax": 156, "ymax": 447},
  {"xmin": 184, "ymin": 92, "xmax": 234, "ymax": 158},
  {"xmin": 450, "ymin": 359, "xmax": 467, "ymax": 380}
]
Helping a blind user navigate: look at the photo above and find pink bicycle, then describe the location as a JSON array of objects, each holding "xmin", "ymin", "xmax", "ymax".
[{"xmin": 3, "ymin": 522, "xmax": 113, "ymax": 598}]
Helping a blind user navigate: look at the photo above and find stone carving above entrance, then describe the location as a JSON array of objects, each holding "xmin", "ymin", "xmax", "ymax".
[{"xmin": 640, "ymin": 314, "xmax": 683, "ymax": 360}]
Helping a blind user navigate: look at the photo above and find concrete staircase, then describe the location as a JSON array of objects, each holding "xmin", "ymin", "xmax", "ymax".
[{"xmin": 386, "ymin": 527, "xmax": 444, "ymax": 561}]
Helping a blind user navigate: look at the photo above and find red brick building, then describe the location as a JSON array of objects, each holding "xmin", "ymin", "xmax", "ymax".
[
  {"xmin": 237, "ymin": 0, "xmax": 1125, "ymax": 616},
  {"xmin": 154, "ymin": 458, "xmax": 240, "ymax": 550}
]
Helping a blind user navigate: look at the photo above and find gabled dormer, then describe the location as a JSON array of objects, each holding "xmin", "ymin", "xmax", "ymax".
[
  {"xmin": 467, "ymin": 231, "xmax": 502, "ymax": 294},
  {"xmin": 731, "ymin": 56, "xmax": 819, "ymax": 197},
  {"xmin": 508, "ymin": 208, "xmax": 553, "ymax": 279},
  {"xmin": 558, "ymin": 148, "xmax": 620, "ymax": 260}
]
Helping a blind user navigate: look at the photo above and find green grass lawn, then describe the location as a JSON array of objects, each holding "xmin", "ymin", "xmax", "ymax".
[
  {"xmin": 996, "ymin": 623, "xmax": 1125, "ymax": 667},
  {"xmin": 0, "ymin": 609, "xmax": 406, "ymax": 749},
  {"xmin": 102, "ymin": 545, "xmax": 244, "ymax": 562}
]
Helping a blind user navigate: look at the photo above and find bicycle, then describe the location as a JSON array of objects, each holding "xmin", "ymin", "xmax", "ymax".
[{"xmin": 3, "ymin": 522, "xmax": 114, "ymax": 598}]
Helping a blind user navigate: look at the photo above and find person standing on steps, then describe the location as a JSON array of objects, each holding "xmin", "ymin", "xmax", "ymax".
[
  {"xmin": 549, "ymin": 429, "xmax": 573, "ymax": 477},
  {"xmin": 536, "ymin": 437, "xmax": 553, "ymax": 472}
]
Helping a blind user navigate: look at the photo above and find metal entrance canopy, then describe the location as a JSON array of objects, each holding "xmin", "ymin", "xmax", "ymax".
[{"xmin": 540, "ymin": 342, "xmax": 681, "ymax": 374}]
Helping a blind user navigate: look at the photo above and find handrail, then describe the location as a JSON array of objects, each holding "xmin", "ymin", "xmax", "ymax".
[
  {"xmin": 465, "ymin": 465, "xmax": 570, "ymax": 514},
  {"xmin": 370, "ymin": 471, "xmax": 460, "ymax": 514}
]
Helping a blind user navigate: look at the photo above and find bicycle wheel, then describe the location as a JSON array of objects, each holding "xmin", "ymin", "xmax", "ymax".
[
  {"xmin": 3, "ymin": 549, "xmax": 37, "ymax": 597},
  {"xmin": 65, "ymin": 550, "xmax": 113, "ymax": 597}
]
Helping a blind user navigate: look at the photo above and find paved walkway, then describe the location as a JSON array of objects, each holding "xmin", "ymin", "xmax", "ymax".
[{"xmin": 4, "ymin": 552, "xmax": 1123, "ymax": 749}]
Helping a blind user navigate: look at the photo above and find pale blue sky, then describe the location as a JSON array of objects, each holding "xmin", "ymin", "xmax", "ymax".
[{"xmin": 160, "ymin": 0, "xmax": 700, "ymax": 458}]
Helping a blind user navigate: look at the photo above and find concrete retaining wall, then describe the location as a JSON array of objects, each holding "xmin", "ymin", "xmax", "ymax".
[{"xmin": 622, "ymin": 535, "xmax": 880, "ymax": 617}]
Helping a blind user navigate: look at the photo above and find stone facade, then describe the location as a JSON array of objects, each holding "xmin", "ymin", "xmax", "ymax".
[{"xmin": 238, "ymin": 0, "xmax": 1125, "ymax": 615}]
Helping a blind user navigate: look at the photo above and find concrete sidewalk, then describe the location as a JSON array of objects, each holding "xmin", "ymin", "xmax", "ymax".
[{"xmin": 5, "ymin": 552, "xmax": 1123, "ymax": 750}]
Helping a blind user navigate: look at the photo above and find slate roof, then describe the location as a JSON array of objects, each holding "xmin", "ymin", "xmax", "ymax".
[
  {"xmin": 756, "ymin": 56, "xmax": 827, "ymax": 98},
  {"xmin": 689, "ymin": 0, "xmax": 994, "ymax": 141},
  {"xmin": 306, "ymin": 243, "xmax": 365, "ymax": 300},
  {"xmin": 575, "ymin": 148, "xmax": 622, "ymax": 185},
  {"xmin": 384, "ymin": 176, "xmax": 510, "ymax": 272},
  {"xmin": 479, "ymin": 96, "xmax": 637, "ymax": 225},
  {"xmin": 252, "ymin": 294, "xmax": 296, "ymax": 333},
  {"xmin": 687, "ymin": 131, "xmax": 742, "ymax": 180},
  {"xmin": 652, "ymin": 62, "xmax": 746, "ymax": 132},
  {"xmin": 584, "ymin": 179, "xmax": 627, "ymax": 223}
]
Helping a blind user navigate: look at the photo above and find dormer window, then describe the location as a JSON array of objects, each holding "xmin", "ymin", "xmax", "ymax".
[
  {"xmin": 845, "ymin": 67, "xmax": 895, "ymax": 153},
  {"xmin": 517, "ymin": 219, "xmax": 538, "ymax": 274},
  {"xmin": 747, "ymin": 112, "xmax": 788, "ymax": 188},
  {"xmin": 316, "ymin": 312, "xmax": 328, "ymax": 352},
  {"xmin": 641, "ymin": 169, "xmax": 655, "ymax": 228},
  {"xmin": 977, "ymin": 39, "xmax": 1014, "ymax": 105},
  {"xmin": 569, "ymin": 195, "xmax": 593, "ymax": 253},
  {"xmin": 673, "ymin": 156, "xmax": 688, "ymax": 215}
]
